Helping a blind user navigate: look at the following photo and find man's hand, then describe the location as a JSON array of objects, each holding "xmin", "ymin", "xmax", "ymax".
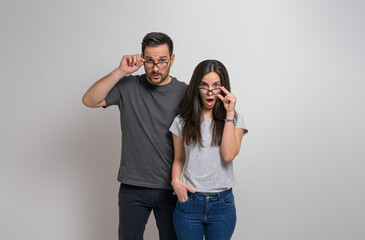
[
  {"xmin": 118, "ymin": 54, "xmax": 145, "ymax": 76},
  {"xmin": 82, "ymin": 54, "xmax": 145, "ymax": 108}
]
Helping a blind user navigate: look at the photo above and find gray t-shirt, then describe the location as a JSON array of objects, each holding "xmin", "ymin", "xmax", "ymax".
[
  {"xmin": 104, "ymin": 74, "xmax": 187, "ymax": 189},
  {"xmin": 169, "ymin": 113, "xmax": 247, "ymax": 193}
]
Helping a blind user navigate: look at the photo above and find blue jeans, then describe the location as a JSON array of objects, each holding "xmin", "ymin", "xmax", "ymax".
[
  {"xmin": 118, "ymin": 183, "xmax": 178, "ymax": 240},
  {"xmin": 173, "ymin": 188, "xmax": 236, "ymax": 240}
]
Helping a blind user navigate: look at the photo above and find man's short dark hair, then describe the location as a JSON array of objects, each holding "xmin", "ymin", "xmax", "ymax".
[{"xmin": 142, "ymin": 32, "xmax": 173, "ymax": 56}]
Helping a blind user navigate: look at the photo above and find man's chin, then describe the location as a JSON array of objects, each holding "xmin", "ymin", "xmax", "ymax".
[{"xmin": 147, "ymin": 75, "xmax": 169, "ymax": 85}]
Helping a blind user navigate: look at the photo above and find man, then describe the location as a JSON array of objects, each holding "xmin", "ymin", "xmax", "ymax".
[{"xmin": 82, "ymin": 32, "xmax": 187, "ymax": 240}]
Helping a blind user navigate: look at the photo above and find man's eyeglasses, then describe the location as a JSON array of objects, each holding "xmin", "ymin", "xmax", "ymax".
[
  {"xmin": 198, "ymin": 87, "xmax": 221, "ymax": 95},
  {"xmin": 144, "ymin": 59, "xmax": 170, "ymax": 69}
]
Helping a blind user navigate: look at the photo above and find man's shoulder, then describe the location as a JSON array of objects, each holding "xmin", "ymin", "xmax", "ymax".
[
  {"xmin": 170, "ymin": 77, "xmax": 187, "ymax": 88},
  {"xmin": 123, "ymin": 74, "xmax": 144, "ymax": 82},
  {"xmin": 116, "ymin": 74, "xmax": 144, "ymax": 87}
]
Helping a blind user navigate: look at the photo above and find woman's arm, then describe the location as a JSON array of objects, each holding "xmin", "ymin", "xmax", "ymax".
[
  {"xmin": 220, "ymin": 123, "xmax": 244, "ymax": 162},
  {"xmin": 171, "ymin": 134, "xmax": 195, "ymax": 202},
  {"xmin": 218, "ymin": 86, "xmax": 245, "ymax": 162}
]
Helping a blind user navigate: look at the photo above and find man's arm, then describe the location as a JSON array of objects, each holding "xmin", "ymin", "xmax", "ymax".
[{"xmin": 82, "ymin": 54, "xmax": 144, "ymax": 108}]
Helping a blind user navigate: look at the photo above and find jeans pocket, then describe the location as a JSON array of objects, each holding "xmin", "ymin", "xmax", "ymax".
[
  {"xmin": 220, "ymin": 193, "xmax": 235, "ymax": 206},
  {"xmin": 177, "ymin": 198, "xmax": 190, "ymax": 204}
]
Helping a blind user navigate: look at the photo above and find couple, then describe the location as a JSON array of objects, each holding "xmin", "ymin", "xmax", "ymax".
[{"xmin": 82, "ymin": 32, "xmax": 248, "ymax": 240}]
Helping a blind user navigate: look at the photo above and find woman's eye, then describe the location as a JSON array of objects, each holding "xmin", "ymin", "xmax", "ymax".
[
  {"xmin": 214, "ymin": 84, "xmax": 221, "ymax": 87},
  {"xmin": 201, "ymin": 83, "xmax": 207, "ymax": 87}
]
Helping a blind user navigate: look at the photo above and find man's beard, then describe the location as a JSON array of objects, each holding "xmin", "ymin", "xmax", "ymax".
[{"xmin": 146, "ymin": 70, "xmax": 170, "ymax": 85}]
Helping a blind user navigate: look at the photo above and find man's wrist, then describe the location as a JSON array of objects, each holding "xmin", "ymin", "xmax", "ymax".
[{"xmin": 114, "ymin": 67, "xmax": 127, "ymax": 78}]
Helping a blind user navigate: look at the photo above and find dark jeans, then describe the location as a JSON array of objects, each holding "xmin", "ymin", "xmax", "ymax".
[
  {"xmin": 173, "ymin": 188, "xmax": 236, "ymax": 240},
  {"xmin": 118, "ymin": 183, "xmax": 178, "ymax": 240}
]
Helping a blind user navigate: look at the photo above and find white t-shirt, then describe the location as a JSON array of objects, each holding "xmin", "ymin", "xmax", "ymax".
[{"xmin": 169, "ymin": 113, "xmax": 247, "ymax": 193}]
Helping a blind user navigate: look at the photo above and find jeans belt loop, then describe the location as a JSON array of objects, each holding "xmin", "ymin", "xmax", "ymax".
[{"xmin": 217, "ymin": 192, "xmax": 222, "ymax": 201}]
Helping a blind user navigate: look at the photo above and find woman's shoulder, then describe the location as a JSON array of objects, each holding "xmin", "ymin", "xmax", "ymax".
[
  {"xmin": 173, "ymin": 114, "xmax": 184, "ymax": 123},
  {"xmin": 235, "ymin": 112, "xmax": 248, "ymax": 133}
]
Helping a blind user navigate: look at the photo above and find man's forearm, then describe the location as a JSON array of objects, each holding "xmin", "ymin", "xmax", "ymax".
[{"xmin": 82, "ymin": 68, "xmax": 126, "ymax": 107}]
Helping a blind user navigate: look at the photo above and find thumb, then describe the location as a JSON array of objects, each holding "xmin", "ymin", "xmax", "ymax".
[
  {"xmin": 181, "ymin": 182, "xmax": 195, "ymax": 193},
  {"xmin": 186, "ymin": 184, "xmax": 196, "ymax": 193},
  {"xmin": 217, "ymin": 94, "xmax": 224, "ymax": 102}
]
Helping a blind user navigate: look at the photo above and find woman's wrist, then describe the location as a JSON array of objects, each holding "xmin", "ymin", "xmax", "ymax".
[
  {"xmin": 226, "ymin": 111, "xmax": 235, "ymax": 119},
  {"xmin": 171, "ymin": 178, "xmax": 180, "ymax": 185}
]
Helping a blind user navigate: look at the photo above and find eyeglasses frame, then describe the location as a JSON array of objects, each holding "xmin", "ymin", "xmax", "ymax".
[
  {"xmin": 143, "ymin": 58, "xmax": 171, "ymax": 69},
  {"xmin": 197, "ymin": 87, "xmax": 222, "ymax": 95}
]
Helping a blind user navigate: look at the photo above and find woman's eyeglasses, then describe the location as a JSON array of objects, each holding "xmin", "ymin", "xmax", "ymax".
[{"xmin": 198, "ymin": 87, "xmax": 221, "ymax": 95}]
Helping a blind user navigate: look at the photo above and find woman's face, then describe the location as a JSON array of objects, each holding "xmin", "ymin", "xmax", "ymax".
[{"xmin": 198, "ymin": 72, "xmax": 222, "ymax": 111}]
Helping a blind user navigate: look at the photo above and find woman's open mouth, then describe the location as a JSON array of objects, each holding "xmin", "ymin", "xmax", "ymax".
[{"xmin": 206, "ymin": 98, "xmax": 215, "ymax": 106}]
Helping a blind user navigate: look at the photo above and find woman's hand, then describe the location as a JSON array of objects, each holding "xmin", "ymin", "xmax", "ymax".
[
  {"xmin": 218, "ymin": 86, "xmax": 237, "ymax": 117},
  {"xmin": 172, "ymin": 179, "xmax": 196, "ymax": 202}
]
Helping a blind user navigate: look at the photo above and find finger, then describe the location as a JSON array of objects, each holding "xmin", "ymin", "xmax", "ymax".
[
  {"xmin": 179, "ymin": 196, "xmax": 187, "ymax": 202},
  {"xmin": 222, "ymin": 96, "xmax": 231, "ymax": 104},
  {"xmin": 220, "ymin": 86, "xmax": 231, "ymax": 95},
  {"xmin": 137, "ymin": 55, "xmax": 146, "ymax": 67},
  {"xmin": 132, "ymin": 55, "xmax": 138, "ymax": 66},
  {"xmin": 228, "ymin": 94, "xmax": 237, "ymax": 101},
  {"xmin": 178, "ymin": 192, "xmax": 187, "ymax": 202},
  {"xmin": 125, "ymin": 56, "xmax": 132, "ymax": 67},
  {"xmin": 136, "ymin": 55, "xmax": 144, "ymax": 65},
  {"xmin": 187, "ymin": 187, "xmax": 196, "ymax": 193},
  {"xmin": 226, "ymin": 96, "xmax": 236, "ymax": 103},
  {"xmin": 138, "ymin": 53, "xmax": 144, "ymax": 59},
  {"xmin": 217, "ymin": 94, "xmax": 224, "ymax": 102},
  {"xmin": 182, "ymin": 183, "xmax": 196, "ymax": 193}
]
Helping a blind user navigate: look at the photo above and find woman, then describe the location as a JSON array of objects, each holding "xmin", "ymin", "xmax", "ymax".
[{"xmin": 169, "ymin": 59, "xmax": 248, "ymax": 240}]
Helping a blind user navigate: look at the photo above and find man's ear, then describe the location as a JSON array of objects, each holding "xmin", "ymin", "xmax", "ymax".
[{"xmin": 170, "ymin": 54, "xmax": 175, "ymax": 66}]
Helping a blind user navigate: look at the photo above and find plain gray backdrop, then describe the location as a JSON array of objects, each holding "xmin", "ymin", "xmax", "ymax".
[{"xmin": 1, "ymin": 0, "xmax": 364, "ymax": 239}]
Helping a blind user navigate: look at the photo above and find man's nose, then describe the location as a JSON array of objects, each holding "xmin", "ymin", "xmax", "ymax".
[{"xmin": 153, "ymin": 64, "xmax": 159, "ymax": 72}]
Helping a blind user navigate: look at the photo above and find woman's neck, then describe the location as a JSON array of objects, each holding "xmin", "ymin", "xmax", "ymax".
[{"xmin": 201, "ymin": 109, "xmax": 213, "ymax": 118}]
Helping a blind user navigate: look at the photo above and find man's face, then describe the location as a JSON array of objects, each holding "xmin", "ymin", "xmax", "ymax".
[{"xmin": 142, "ymin": 44, "xmax": 175, "ymax": 85}]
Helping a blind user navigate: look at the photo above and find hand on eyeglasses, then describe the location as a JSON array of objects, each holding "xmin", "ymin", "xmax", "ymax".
[
  {"xmin": 118, "ymin": 54, "xmax": 146, "ymax": 75},
  {"xmin": 217, "ymin": 86, "xmax": 237, "ymax": 117}
]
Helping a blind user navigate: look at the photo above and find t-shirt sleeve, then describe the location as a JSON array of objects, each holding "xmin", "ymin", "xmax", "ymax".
[
  {"xmin": 236, "ymin": 112, "xmax": 248, "ymax": 136},
  {"xmin": 104, "ymin": 76, "xmax": 131, "ymax": 108},
  {"xmin": 169, "ymin": 116, "xmax": 183, "ymax": 138}
]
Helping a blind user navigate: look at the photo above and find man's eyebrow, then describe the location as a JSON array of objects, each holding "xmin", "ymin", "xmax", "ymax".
[{"xmin": 145, "ymin": 56, "xmax": 168, "ymax": 60}]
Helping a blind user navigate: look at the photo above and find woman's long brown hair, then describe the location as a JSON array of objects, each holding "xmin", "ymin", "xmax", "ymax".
[{"xmin": 179, "ymin": 60, "xmax": 234, "ymax": 147}]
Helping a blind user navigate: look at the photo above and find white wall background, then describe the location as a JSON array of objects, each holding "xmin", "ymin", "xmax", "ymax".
[{"xmin": 1, "ymin": 0, "xmax": 364, "ymax": 239}]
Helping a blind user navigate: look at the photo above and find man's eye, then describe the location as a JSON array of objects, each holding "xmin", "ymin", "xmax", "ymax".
[
  {"xmin": 159, "ymin": 60, "xmax": 167, "ymax": 63},
  {"xmin": 146, "ymin": 59, "xmax": 154, "ymax": 63}
]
